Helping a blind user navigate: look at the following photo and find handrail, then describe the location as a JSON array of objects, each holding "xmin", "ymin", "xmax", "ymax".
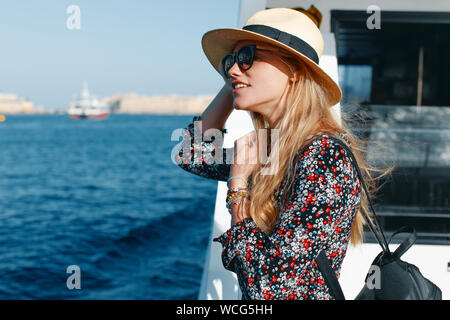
[{"xmin": 375, "ymin": 211, "xmax": 450, "ymax": 219}]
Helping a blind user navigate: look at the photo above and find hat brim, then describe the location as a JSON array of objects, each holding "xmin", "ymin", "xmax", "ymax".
[{"xmin": 201, "ymin": 28, "xmax": 342, "ymax": 106}]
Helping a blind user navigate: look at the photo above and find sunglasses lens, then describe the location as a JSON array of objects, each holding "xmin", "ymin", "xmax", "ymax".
[
  {"xmin": 222, "ymin": 54, "xmax": 234, "ymax": 77},
  {"xmin": 237, "ymin": 46, "xmax": 254, "ymax": 70},
  {"xmin": 221, "ymin": 45, "xmax": 255, "ymax": 78}
]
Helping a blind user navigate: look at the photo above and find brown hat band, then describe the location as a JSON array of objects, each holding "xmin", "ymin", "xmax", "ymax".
[{"xmin": 242, "ymin": 24, "xmax": 319, "ymax": 64}]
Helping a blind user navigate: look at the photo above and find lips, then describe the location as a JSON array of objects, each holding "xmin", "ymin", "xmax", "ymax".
[{"xmin": 232, "ymin": 81, "xmax": 250, "ymax": 90}]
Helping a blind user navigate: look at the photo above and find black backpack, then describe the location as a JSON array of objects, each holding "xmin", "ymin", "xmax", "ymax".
[{"xmin": 315, "ymin": 135, "xmax": 442, "ymax": 300}]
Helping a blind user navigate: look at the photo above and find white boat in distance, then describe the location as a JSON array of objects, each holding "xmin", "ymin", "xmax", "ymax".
[{"xmin": 68, "ymin": 83, "xmax": 110, "ymax": 119}]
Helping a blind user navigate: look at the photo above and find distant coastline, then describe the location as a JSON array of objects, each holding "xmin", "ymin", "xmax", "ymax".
[
  {"xmin": 0, "ymin": 92, "xmax": 214, "ymax": 115},
  {"xmin": 105, "ymin": 93, "xmax": 214, "ymax": 115}
]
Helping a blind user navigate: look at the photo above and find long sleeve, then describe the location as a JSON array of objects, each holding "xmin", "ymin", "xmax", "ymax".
[
  {"xmin": 174, "ymin": 115, "xmax": 232, "ymax": 182},
  {"xmin": 213, "ymin": 134, "xmax": 362, "ymax": 300}
]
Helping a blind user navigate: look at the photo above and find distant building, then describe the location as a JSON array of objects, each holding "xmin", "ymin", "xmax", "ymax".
[
  {"xmin": 0, "ymin": 93, "xmax": 34, "ymax": 113},
  {"xmin": 0, "ymin": 91, "xmax": 215, "ymax": 115},
  {"xmin": 103, "ymin": 93, "xmax": 214, "ymax": 114}
]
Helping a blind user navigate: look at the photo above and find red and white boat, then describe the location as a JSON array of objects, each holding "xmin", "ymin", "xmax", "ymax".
[{"xmin": 68, "ymin": 83, "xmax": 110, "ymax": 119}]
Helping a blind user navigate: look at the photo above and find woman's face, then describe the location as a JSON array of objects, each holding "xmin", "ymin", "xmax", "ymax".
[{"xmin": 225, "ymin": 40, "xmax": 294, "ymax": 123}]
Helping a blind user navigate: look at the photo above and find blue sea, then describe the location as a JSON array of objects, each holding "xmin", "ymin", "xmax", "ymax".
[{"xmin": 0, "ymin": 114, "xmax": 218, "ymax": 299}]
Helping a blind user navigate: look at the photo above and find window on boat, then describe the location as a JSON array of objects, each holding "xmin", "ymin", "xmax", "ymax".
[{"xmin": 332, "ymin": 11, "xmax": 450, "ymax": 245}]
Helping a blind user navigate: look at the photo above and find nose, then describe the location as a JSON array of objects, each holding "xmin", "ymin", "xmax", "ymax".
[{"xmin": 227, "ymin": 60, "xmax": 244, "ymax": 79}]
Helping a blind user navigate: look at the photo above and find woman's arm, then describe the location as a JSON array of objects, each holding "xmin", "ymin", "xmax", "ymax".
[
  {"xmin": 174, "ymin": 84, "xmax": 235, "ymax": 181},
  {"xmin": 214, "ymin": 136, "xmax": 362, "ymax": 299},
  {"xmin": 198, "ymin": 83, "xmax": 234, "ymax": 135}
]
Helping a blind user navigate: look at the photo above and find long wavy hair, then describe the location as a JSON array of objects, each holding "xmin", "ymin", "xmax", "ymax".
[{"xmin": 246, "ymin": 44, "xmax": 395, "ymax": 246}]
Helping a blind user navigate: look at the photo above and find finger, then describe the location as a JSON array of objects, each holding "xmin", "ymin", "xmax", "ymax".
[
  {"xmin": 233, "ymin": 210, "xmax": 241, "ymax": 224},
  {"xmin": 233, "ymin": 204, "xmax": 242, "ymax": 223}
]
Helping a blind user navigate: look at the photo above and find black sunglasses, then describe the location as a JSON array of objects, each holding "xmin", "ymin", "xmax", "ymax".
[{"xmin": 221, "ymin": 44, "xmax": 256, "ymax": 79}]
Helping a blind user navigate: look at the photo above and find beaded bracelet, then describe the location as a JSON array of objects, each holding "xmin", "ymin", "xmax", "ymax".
[
  {"xmin": 231, "ymin": 196, "xmax": 250, "ymax": 207},
  {"xmin": 226, "ymin": 189, "xmax": 249, "ymax": 206},
  {"xmin": 226, "ymin": 189, "xmax": 248, "ymax": 201},
  {"xmin": 227, "ymin": 187, "xmax": 248, "ymax": 193},
  {"xmin": 226, "ymin": 192, "xmax": 249, "ymax": 209},
  {"xmin": 226, "ymin": 187, "xmax": 248, "ymax": 199},
  {"xmin": 228, "ymin": 186, "xmax": 248, "ymax": 191},
  {"xmin": 226, "ymin": 195, "xmax": 250, "ymax": 215}
]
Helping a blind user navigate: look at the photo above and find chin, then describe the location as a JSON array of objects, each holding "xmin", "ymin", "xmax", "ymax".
[{"xmin": 233, "ymin": 99, "xmax": 255, "ymax": 111}]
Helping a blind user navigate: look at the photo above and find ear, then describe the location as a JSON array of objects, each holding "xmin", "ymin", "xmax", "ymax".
[{"xmin": 289, "ymin": 70, "xmax": 299, "ymax": 82}]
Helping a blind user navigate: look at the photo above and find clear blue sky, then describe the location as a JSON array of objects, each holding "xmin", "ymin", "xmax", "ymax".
[{"xmin": 0, "ymin": 0, "xmax": 240, "ymax": 110}]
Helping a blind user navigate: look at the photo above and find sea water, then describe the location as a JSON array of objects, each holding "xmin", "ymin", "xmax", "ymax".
[{"xmin": 0, "ymin": 114, "xmax": 217, "ymax": 299}]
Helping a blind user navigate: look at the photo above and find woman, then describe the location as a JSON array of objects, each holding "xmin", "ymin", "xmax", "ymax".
[{"xmin": 174, "ymin": 8, "xmax": 391, "ymax": 300}]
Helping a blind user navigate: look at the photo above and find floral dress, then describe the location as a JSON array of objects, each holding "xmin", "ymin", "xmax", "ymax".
[{"xmin": 174, "ymin": 116, "xmax": 362, "ymax": 300}]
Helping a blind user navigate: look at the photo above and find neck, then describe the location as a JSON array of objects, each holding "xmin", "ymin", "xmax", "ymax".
[
  {"xmin": 261, "ymin": 108, "xmax": 282, "ymax": 129},
  {"xmin": 262, "ymin": 83, "xmax": 290, "ymax": 129}
]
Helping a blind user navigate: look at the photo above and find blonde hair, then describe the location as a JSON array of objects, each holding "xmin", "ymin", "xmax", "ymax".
[{"xmin": 246, "ymin": 44, "xmax": 395, "ymax": 246}]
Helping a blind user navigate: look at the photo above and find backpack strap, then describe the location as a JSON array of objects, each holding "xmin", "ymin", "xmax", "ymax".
[
  {"xmin": 314, "ymin": 133, "xmax": 392, "ymax": 300},
  {"xmin": 325, "ymin": 134, "xmax": 391, "ymax": 254},
  {"xmin": 388, "ymin": 226, "xmax": 417, "ymax": 259},
  {"xmin": 316, "ymin": 250, "xmax": 346, "ymax": 300}
]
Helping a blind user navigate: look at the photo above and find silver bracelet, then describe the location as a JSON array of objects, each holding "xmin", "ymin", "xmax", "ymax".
[{"xmin": 227, "ymin": 175, "xmax": 248, "ymax": 188}]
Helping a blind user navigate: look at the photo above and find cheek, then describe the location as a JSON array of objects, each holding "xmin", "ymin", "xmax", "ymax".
[{"xmin": 255, "ymin": 69, "xmax": 288, "ymax": 97}]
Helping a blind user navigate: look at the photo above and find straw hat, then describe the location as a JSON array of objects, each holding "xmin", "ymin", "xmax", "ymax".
[{"xmin": 201, "ymin": 7, "xmax": 342, "ymax": 106}]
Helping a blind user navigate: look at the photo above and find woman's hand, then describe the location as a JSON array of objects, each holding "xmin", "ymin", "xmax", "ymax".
[
  {"xmin": 229, "ymin": 130, "xmax": 258, "ymax": 224},
  {"xmin": 230, "ymin": 197, "xmax": 251, "ymax": 225},
  {"xmin": 230, "ymin": 130, "xmax": 258, "ymax": 182}
]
